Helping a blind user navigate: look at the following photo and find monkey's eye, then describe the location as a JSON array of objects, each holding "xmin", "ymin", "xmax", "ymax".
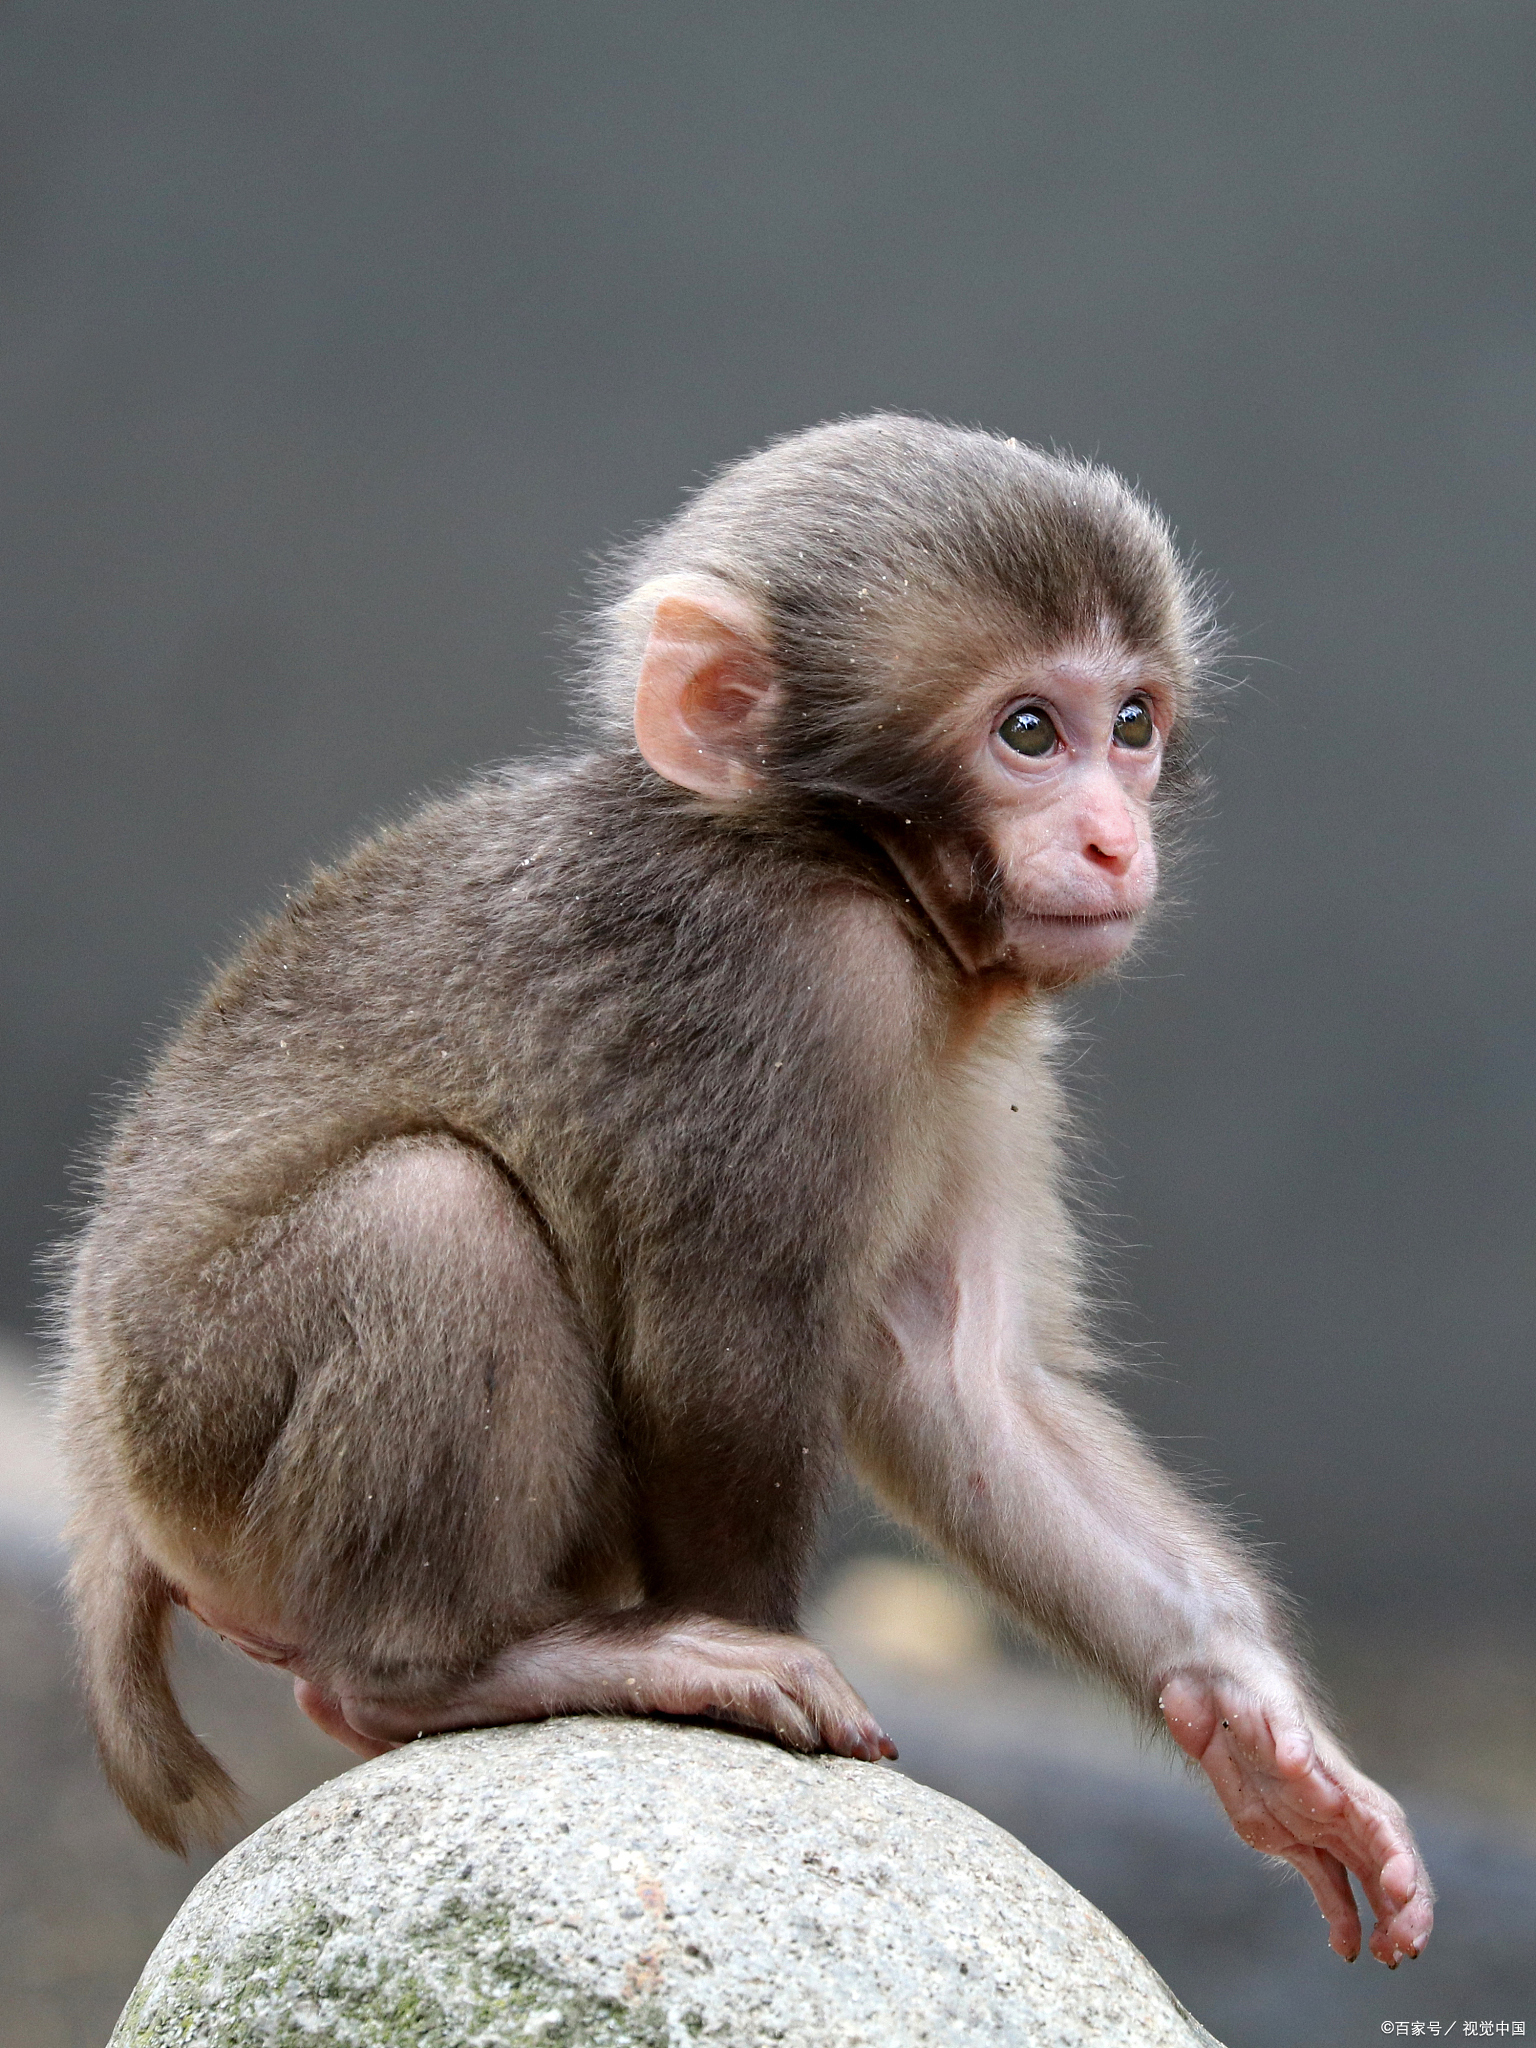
[
  {"xmin": 1113, "ymin": 698, "xmax": 1155, "ymax": 749},
  {"xmin": 998, "ymin": 705, "xmax": 1059, "ymax": 758}
]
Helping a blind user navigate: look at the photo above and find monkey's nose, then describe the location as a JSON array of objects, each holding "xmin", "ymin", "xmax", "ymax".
[{"xmin": 1079, "ymin": 799, "xmax": 1140, "ymax": 874}]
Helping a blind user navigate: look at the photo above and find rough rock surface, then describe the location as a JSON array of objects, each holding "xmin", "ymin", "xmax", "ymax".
[{"xmin": 111, "ymin": 1717, "xmax": 1223, "ymax": 2047}]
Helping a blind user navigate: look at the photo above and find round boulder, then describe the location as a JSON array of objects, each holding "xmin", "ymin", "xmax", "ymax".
[{"xmin": 112, "ymin": 1717, "xmax": 1222, "ymax": 2046}]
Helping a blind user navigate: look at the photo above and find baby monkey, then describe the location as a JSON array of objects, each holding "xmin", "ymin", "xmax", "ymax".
[{"xmin": 58, "ymin": 416, "xmax": 1430, "ymax": 1966}]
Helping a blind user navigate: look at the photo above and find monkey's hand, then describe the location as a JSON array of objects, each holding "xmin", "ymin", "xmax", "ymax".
[{"xmin": 1160, "ymin": 1672, "xmax": 1432, "ymax": 1966}]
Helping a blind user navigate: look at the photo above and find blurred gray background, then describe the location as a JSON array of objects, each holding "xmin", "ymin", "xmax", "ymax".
[{"xmin": 2, "ymin": 4, "xmax": 1534, "ymax": 2044}]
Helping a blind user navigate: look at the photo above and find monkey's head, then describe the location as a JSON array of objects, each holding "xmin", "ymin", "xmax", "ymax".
[{"xmin": 592, "ymin": 416, "xmax": 1215, "ymax": 988}]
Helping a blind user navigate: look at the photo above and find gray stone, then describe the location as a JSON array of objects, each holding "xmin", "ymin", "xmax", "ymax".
[{"xmin": 111, "ymin": 1717, "xmax": 1223, "ymax": 2047}]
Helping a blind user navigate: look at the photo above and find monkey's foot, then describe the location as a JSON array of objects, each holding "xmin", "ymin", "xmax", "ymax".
[
  {"xmin": 334, "ymin": 1613, "xmax": 899, "ymax": 1764},
  {"xmin": 1160, "ymin": 1672, "xmax": 1433, "ymax": 1967}
]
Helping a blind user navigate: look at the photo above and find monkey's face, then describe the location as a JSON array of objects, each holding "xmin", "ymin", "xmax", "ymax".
[
  {"xmin": 629, "ymin": 584, "xmax": 1172, "ymax": 990},
  {"xmin": 888, "ymin": 638, "xmax": 1169, "ymax": 986}
]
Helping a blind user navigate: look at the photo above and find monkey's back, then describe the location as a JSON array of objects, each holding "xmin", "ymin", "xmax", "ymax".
[{"xmin": 63, "ymin": 753, "xmax": 936, "ymax": 1415}]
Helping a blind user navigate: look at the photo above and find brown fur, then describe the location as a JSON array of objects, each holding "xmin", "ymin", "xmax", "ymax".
[{"xmin": 57, "ymin": 418, "xmax": 1303, "ymax": 1859}]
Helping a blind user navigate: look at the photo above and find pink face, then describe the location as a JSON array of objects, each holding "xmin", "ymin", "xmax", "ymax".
[
  {"xmin": 626, "ymin": 587, "xmax": 1171, "ymax": 988},
  {"xmin": 895, "ymin": 638, "xmax": 1171, "ymax": 983}
]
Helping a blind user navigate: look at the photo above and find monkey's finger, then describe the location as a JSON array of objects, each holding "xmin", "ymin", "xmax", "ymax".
[
  {"xmin": 1217, "ymin": 1702, "xmax": 1350, "ymax": 1843},
  {"xmin": 1265, "ymin": 1715, "xmax": 1337, "ymax": 1795},
  {"xmin": 1373, "ymin": 1843, "xmax": 1428, "ymax": 1915},
  {"xmin": 1367, "ymin": 1896, "xmax": 1433, "ymax": 1968},
  {"xmin": 1374, "ymin": 1881, "xmax": 1434, "ymax": 1966},
  {"xmin": 1359, "ymin": 1835, "xmax": 1433, "ymax": 1925},
  {"xmin": 1299, "ymin": 1784, "xmax": 1430, "ymax": 1966},
  {"xmin": 1157, "ymin": 1674, "xmax": 1219, "ymax": 1759},
  {"xmin": 1266, "ymin": 1752, "xmax": 1349, "ymax": 1839},
  {"xmin": 1363, "ymin": 1881, "xmax": 1433, "ymax": 1969},
  {"xmin": 1322, "ymin": 1793, "xmax": 1422, "ymax": 1914},
  {"xmin": 1215, "ymin": 1692, "xmax": 1285, "ymax": 1779},
  {"xmin": 1348, "ymin": 1840, "xmax": 1433, "ymax": 1966},
  {"xmin": 1277, "ymin": 1842, "xmax": 1362, "ymax": 1961}
]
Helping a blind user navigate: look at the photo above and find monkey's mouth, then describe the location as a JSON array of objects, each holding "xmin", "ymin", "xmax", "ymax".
[
  {"xmin": 991, "ymin": 905, "xmax": 1145, "ymax": 982},
  {"xmin": 1014, "ymin": 908, "xmax": 1140, "ymax": 927}
]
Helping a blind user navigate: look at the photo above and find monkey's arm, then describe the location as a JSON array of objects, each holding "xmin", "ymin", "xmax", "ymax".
[{"xmin": 844, "ymin": 1278, "xmax": 1432, "ymax": 1967}]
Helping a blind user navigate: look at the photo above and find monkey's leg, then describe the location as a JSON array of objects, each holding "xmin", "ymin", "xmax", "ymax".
[
  {"xmin": 300, "ymin": 1174, "xmax": 898, "ymax": 1765},
  {"xmin": 63, "ymin": 1129, "xmax": 621, "ymax": 1841},
  {"xmin": 167, "ymin": 1135, "xmax": 622, "ymax": 1708},
  {"xmin": 147, "ymin": 1134, "xmax": 887, "ymax": 1766}
]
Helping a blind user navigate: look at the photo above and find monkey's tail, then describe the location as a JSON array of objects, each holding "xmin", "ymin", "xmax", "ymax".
[{"xmin": 67, "ymin": 1513, "xmax": 241, "ymax": 1855}]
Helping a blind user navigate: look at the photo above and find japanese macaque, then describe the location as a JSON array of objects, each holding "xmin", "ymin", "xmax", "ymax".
[{"xmin": 56, "ymin": 416, "xmax": 1431, "ymax": 1966}]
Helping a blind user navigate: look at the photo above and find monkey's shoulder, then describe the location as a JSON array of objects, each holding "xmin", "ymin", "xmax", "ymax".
[
  {"xmin": 243, "ymin": 757, "xmax": 935, "ymax": 1008},
  {"xmin": 104, "ymin": 756, "xmax": 1065, "ymax": 1207},
  {"xmin": 124, "ymin": 757, "xmax": 940, "ymax": 1113},
  {"xmin": 200, "ymin": 755, "xmax": 866, "ymax": 964}
]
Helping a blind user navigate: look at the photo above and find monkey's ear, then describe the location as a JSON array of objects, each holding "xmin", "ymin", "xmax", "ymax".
[{"xmin": 630, "ymin": 576, "xmax": 778, "ymax": 801}]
